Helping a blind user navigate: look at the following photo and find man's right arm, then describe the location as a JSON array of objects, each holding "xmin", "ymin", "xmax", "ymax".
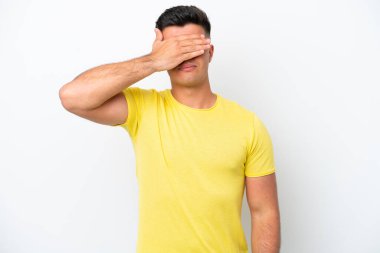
[
  {"xmin": 59, "ymin": 55, "xmax": 156, "ymax": 112},
  {"xmin": 58, "ymin": 29, "xmax": 210, "ymax": 126},
  {"xmin": 58, "ymin": 55, "xmax": 156, "ymax": 126}
]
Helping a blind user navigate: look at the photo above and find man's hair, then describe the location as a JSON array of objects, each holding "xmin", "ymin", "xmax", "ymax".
[{"xmin": 155, "ymin": 5, "xmax": 211, "ymax": 37}]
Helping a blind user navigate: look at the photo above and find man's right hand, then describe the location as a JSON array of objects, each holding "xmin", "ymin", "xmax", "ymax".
[{"xmin": 149, "ymin": 28, "xmax": 211, "ymax": 72}]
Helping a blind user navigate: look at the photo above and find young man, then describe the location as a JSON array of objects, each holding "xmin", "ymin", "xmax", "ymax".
[{"xmin": 59, "ymin": 5, "xmax": 281, "ymax": 253}]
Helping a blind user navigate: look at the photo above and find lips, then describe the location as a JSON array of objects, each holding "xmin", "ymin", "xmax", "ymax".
[{"xmin": 178, "ymin": 63, "xmax": 197, "ymax": 70}]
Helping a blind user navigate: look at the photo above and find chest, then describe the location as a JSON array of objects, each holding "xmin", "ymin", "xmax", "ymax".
[{"xmin": 139, "ymin": 107, "xmax": 249, "ymax": 177}]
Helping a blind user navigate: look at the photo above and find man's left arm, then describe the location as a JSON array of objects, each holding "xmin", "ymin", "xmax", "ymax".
[{"xmin": 246, "ymin": 172, "xmax": 281, "ymax": 253}]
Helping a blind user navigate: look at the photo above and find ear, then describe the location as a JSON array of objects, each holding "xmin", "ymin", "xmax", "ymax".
[
  {"xmin": 208, "ymin": 44, "xmax": 214, "ymax": 63},
  {"xmin": 154, "ymin": 28, "xmax": 163, "ymax": 42}
]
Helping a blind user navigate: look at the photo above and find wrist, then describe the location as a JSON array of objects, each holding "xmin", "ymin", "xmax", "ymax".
[{"xmin": 144, "ymin": 53, "xmax": 160, "ymax": 73}]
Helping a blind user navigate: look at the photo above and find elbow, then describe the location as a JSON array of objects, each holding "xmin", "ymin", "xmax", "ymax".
[
  {"xmin": 58, "ymin": 82, "xmax": 94, "ymax": 111},
  {"xmin": 250, "ymin": 204, "xmax": 280, "ymax": 219},
  {"xmin": 251, "ymin": 210, "xmax": 281, "ymax": 227},
  {"xmin": 59, "ymin": 84, "xmax": 76, "ymax": 111}
]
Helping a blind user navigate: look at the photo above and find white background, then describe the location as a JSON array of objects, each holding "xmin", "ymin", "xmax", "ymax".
[{"xmin": 0, "ymin": 0, "xmax": 379, "ymax": 252}]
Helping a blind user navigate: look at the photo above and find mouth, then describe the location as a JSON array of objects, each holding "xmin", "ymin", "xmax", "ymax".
[{"xmin": 177, "ymin": 63, "xmax": 197, "ymax": 72}]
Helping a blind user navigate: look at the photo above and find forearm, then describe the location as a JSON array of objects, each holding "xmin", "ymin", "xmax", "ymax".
[
  {"xmin": 251, "ymin": 212, "xmax": 281, "ymax": 253},
  {"xmin": 59, "ymin": 54, "xmax": 156, "ymax": 110}
]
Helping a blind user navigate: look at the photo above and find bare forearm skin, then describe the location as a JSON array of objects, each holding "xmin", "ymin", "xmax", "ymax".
[
  {"xmin": 59, "ymin": 54, "xmax": 156, "ymax": 110},
  {"xmin": 251, "ymin": 212, "xmax": 281, "ymax": 253}
]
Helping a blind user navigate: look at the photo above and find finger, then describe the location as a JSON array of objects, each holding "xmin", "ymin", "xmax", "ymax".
[
  {"xmin": 180, "ymin": 44, "xmax": 210, "ymax": 54},
  {"xmin": 170, "ymin": 33, "xmax": 206, "ymax": 41},
  {"xmin": 179, "ymin": 38, "xmax": 211, "ymax": 47},
  {"xmin": 181, "ymin": 49, "xmax": 206, "ymax": 61}
]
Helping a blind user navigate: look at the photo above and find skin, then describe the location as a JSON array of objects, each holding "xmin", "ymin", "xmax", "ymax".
[
  {"xmin": 155, "ymin": 24, "xmax": 281, "ymax": 252},
  {"xmin": 155, "ymin": 23, "xmax": 217, "ymax": 109},
  {"xmin": 246, "ymin": 173, "xmax": 281, "ymax": 253},
  {"xmin": 59, "ymin": 22, "xmax": 280, "ymax": 253},
  {"xmin": 58, "ymin": 25, "xmax": 211, "ymax": 124}
]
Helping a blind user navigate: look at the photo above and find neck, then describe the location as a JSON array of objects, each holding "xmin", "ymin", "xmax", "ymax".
[{"xmin": 170, "ymin": 81, "xmax": 217, "ymax": 109}]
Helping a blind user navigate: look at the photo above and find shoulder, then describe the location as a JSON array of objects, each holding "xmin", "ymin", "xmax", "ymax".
[
  {"xmin": 122, "ymin": 86, "xmax": 163, "ymax": 100},
  {"xmin": 123, "ymin": 86, "xmax": 161, "ymax": 94},
  {"xmin": 218, "ymin": 95, "xmax": 271, "ymax": 138},
  {"xmin": 219, "ymin": 94, "xmax": 257, "ymax": 121}
]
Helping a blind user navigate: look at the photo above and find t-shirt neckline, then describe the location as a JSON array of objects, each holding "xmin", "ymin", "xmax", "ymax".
[{"xmin": 166, "ymin": 89, "xmax": 220, "ymax": 112}]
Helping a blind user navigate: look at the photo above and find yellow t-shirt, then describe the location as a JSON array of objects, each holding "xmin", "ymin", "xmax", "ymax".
[{"xmin": 113, "ymin": 86, "xmax": 276, "ymax": 253}]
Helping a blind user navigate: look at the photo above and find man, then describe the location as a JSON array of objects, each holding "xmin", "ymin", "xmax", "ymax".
[{"xmin": 59, "ymin": 5, "xmax": 280, "ymax": 253}]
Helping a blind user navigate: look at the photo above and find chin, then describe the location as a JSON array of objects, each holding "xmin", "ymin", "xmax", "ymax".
[
  {"xmin": 170, "ymin": 72, "xmax": 207, "ymax": 86},
  {"xmin": 169, "ymin": 75, "xmax": 198, "ymax": 86},
  {"xmin": 173, "ymin": 79, "xmax": 201, "ymax": 87}
]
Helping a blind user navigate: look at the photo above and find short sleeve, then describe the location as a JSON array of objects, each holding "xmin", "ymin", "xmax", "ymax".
[
  {"xmin": 244, "ymin": 112, "xmax": 276, "ymax": 177},
  {"xmin": 112, "ymin": 86, "xmax": 143, "ymax": 139}
]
